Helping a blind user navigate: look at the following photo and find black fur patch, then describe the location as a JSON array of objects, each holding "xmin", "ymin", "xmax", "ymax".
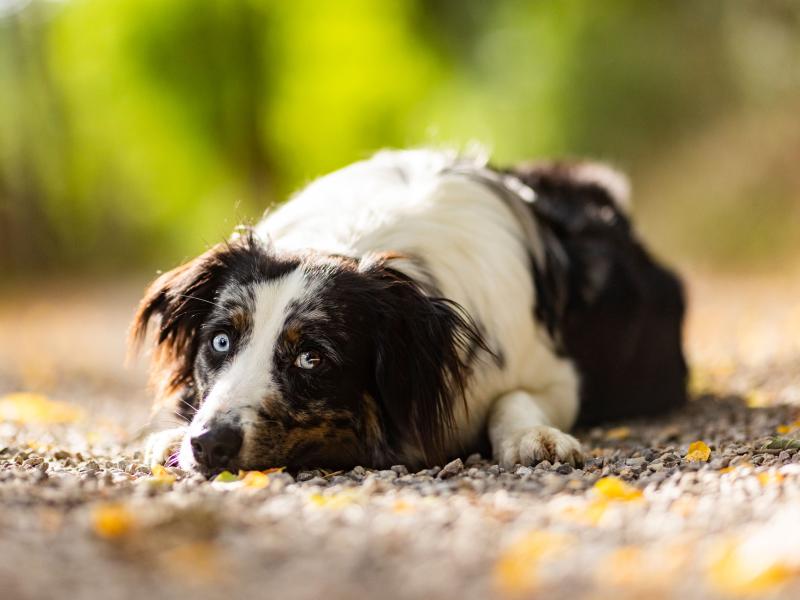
[{"xmin": 510, "ymin": 162, "xmax": 688, "ymax": 424}]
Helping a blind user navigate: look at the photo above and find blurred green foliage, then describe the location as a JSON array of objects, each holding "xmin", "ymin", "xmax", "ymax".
[{"xmin": 1, "ymin": 0, "xmax": 799, "ymax": 275}]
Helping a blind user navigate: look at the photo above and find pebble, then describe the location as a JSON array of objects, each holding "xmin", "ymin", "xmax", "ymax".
[{"xmin": 437, "ymin": 458, "xmax": 464, "ymax": 479}]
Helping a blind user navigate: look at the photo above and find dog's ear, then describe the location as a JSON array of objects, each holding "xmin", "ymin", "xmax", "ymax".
[
  {"xmin": 359, "ymin": 258, "xmax": 489, "ymax": 465},
  {"xmin": 129, "ymin": 234, "xmax": 266, "ymax": 404}
]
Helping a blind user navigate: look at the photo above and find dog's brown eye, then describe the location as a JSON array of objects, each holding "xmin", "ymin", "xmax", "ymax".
[{"xmin": 294, "ymin": 351, "xmax": 321, "ymax": 370}]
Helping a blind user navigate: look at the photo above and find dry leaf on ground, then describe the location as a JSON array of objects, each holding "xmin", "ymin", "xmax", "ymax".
[
  {"xmin": 92, "ymin": 503, "xmax": 135, "ymax": 539},
  {"xmin": 686, "ymin": 440, "xmax": 712, "ymax": 462},
  {"xmin": 494, "ymin": 531, "xmax": 572, "ymax": 595}
]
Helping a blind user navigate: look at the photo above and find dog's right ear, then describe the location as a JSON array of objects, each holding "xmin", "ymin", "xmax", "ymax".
[{"xmin": 129, "ymin": 234, "xmax": 265, "ymax": 403}]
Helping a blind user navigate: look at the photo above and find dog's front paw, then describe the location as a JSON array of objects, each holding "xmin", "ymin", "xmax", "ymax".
[
  {"xmin": 144, "ymin": 427, "xmax": 186, "ymax": 468},
  {"xmin": 495, "ymin": 426, "xmax": 584, "ymax": 469}
]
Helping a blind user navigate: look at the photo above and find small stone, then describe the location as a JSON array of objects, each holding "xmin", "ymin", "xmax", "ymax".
[
  {"xmin": 378, "ymin": 469, "xmax": 398, "ymax": 480},
  {"xmin": 437, "ymin": 458, "xmax": 464, "ymax": 479},
  {"xmin": 391, "ymin": 465, "xmax": 409, "ymax": 476},
  {"xmin": 710, "ymin": 458, "xmax": 730, "ymax": 470},
  {"xmin": 514, "ymin": 465, "xmax": 533, "ymax": 477},
  {"xmin": 465, "ymin": 453, "xmax": 483, "ymax": 466},
  {"xmin": 297, "ymin": 471, "xmax": 316, "ymax": 482},
  {"xmin": 555, "ymin": 463, "xmax": 573, "ymax": 475},
  {"xmin": 304, "ymin": 476, "xmax": 328, "ymax": 487},
  {"xmin": 626, "ymin": 457, "xmax": 647, "ymax": 467}
]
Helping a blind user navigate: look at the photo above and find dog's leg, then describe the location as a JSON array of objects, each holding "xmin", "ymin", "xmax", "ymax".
[
  {"xmin": 488, "ymin": 390, "xmax": 583, "ymax": 468},
  {"xmin": 144, "ymin": 427, "xmax": 186, "ymax": 468}
]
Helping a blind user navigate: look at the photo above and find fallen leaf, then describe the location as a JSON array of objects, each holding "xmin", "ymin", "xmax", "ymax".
[
  {"xmin": 757, "ymin": 471, "xmax": 784, "ymax": 486},
  {"xmin": 0, "ymin": 393, "xmax": 84, "ymax": 424},
  {"xmin": 392, "ymin": 499, "xmax": 413, "ymax": 514},
  {"xmin": 593, "ymin": 477, "xmax": 644, "ymax": 501},
  {"xmin": 494, "ymin": 531, "xmax": 572, "ymax": 594},
  {"xmin": 605, "ymin": 426, "xmax": 631, "ymax": 441},
  {"xmin": 308, "ymin": 489, "xmax": 360, "ymax": 509},
  {"xmin": 686, "ymin": 440, "xmax": 712, "ymax": 462},
  {"xmin": 92, "ymin": 503, "xmax": 135, "ymax": 539},
  {"xmin": 560, "ymin": 478, "xmax": 644, "ymax": 526},
  {"xmin": 776, "ymin": 420, "xmax": 800, "ymax": 434},
  {"xmin": 213, "ymin": 470, "xmax": 239, "ymax": 483},
  {"xmin": 261, "ymin": 466, "xmax": 285, "ymax": 475},
  {"xmin": 239, "ymin": 470, "xmax": 270, "ymax": 489},
  {"xmin": 150, "ymin": 464, "xmax": 176, "ymax": 485},
  {"xmin": 708, "ymin": 539, "xmax": 795, "ymax": 595}
]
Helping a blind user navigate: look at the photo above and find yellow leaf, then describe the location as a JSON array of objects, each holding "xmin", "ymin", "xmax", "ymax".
[
  {"xmin": 776, "ymin": 420, "xmax": 800, "ymax": 435},
  {"xmin": 150, "ymin": 464, "xmax": 176, "ymax": 485},
  {"xmin": 560, "ymin": 498, "xmax": 611, "ymax": 526},
  {"xmin": 308, "ymin": 489, "xmax": 360, "ymax": 509},
  {"xmin": 92, "ymin": 504, "xmax": 135, "ymax": 539},
  {"xmin": 686, "ymin": 440, "xmax": 711, "ymax": 462},
  {"xmin": 745, "ymin": 390, "xmax": 769, "ymax": 408},
  {"xmin": 0, "ymin": 393, "xmax": 83, "ymax": 424},
  {"xmin": 261, "ymin": 466, "xmax": 285, "ymax": 475},
  {"xmin": 708, "ymin": 539, "xmax": 795, "ymax": 595},
  {"xmin": 757, "ymin": 471, "xmax": 784, "ymax": 486},
  {"xmin": 239, "ymin": 470, "xmax": 270, "ymax": 489},
  {"xmin": 494, "ymin": 531, "xmax": 572, "ymax": 594},
  {"xmin": 392, "ymin": 499, "xmax": 414, "ymax": 514},
  {"xmin": 593, "ymin": 477, "xmax": 644, "ymax": 501},
  {"xmin": 605, "ymin": 426, "xmax": 631, "ymax": 441}
]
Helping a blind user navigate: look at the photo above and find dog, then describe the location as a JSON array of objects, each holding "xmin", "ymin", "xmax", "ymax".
[{"xmin": 131, "ymin": 149, "xmax": 687, "ymax": 476}]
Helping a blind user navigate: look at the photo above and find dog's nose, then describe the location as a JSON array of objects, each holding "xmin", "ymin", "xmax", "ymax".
[{"xmin": 190, "ymin": 425, "xmax": 243, "ymax": 471}]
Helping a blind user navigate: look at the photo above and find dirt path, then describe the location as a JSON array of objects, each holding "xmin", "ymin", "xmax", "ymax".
[{"xmin": 2, "ymin": 272, "xmax": 800, "ymax": 600}]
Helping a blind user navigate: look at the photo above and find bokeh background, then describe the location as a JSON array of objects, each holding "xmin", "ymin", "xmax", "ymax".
[
  {"xmin": 2, "ymin": 0, "xmax": 800, "ymax": 413},
  {"xmin": 3, "ymin": 0, "xmax": 800, "ymax": 276}
]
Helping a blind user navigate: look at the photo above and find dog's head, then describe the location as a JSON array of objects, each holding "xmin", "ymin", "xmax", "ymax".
[{"xmin": 131, "ymin": 234, "xmax": 484, "ymax": 475}]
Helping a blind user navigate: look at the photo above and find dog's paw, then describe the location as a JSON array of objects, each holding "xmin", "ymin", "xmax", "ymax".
[
  {"xmin": 495, "ymin": 426, "xmax": 584, "ymax": 469},
  {"xmin": 144, "ymin": 427, "xmax": 186, "ymax": 468}
]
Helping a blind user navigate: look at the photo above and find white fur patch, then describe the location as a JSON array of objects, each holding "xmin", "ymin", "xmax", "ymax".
[{"xmin": 188, "ymin": 269, "xmax": 312, "ymax": 436}]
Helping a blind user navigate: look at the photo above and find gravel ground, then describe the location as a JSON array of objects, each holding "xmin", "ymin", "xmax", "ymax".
[{"xmin": 3, "ymin": 275, "xmax": 800, "ymax": 600}]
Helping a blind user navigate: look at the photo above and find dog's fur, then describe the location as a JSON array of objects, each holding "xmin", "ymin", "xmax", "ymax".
[{"xmin": 132, "ymin": 149, "xmax": 686, "ymax": 476}]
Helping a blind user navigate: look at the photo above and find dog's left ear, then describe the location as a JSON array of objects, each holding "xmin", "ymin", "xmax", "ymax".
[
  {"xmin": 359, "ymin": 257, "xmax": 488, "ymax": 465},
  {"xmin": 129, "ymin": 234, "xmax": 266, "ymax": 404}
]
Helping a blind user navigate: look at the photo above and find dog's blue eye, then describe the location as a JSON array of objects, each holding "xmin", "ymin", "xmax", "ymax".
[
  {"xmin": 211, "ymin": 333, "xmax": 230, "ymax": 354},
  {"xmin": 294, "ymin": 351, "xmax": 321, "ymax": 370}
]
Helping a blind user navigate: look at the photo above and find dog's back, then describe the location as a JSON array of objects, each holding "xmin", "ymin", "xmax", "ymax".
[{"xmin": 512, "ymin": 162, "xmax": 688, "ymax": 425}]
